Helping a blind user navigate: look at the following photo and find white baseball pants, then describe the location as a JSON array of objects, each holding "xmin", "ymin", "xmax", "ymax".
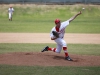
[
  {"xmin": 9, "ymin": 13, "xmax": 12, "ymax": 19},
  {"xmin": 54, "ymin": 38, "xmax": 67, "ymax": 53}
]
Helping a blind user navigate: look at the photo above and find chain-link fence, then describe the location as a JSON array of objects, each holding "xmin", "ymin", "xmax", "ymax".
[{"xmin": 0, "ymin": 0, "xmax": 100, "ymax": 4}]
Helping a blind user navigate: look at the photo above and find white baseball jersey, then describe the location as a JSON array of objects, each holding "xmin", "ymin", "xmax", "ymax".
[
  {"xmin": 8, "ymin": 8, "xmax": 14, "ymax": 14},
  {"xmin": 50, "ymin": 20, "xmax": 69, "ymax": 39}
]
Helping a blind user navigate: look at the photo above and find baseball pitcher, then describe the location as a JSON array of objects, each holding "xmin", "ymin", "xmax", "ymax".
[{"xmin": 41, "ymin": 11, "xmax": 82, "ymax": 61}]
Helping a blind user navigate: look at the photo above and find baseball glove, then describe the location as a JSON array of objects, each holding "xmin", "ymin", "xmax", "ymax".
[{"xmin": 52, "ymin": 31, "xmax": 59, "ymax": 38}]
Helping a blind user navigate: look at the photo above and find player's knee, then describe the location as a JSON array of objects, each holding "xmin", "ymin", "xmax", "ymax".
[
  {"xmin": 55, "ymin": 50, "xmax": 61, "ymax": 53},
  {"xmin": 62, "ymin": 43, "xmax": 67, "ymax": 47}
]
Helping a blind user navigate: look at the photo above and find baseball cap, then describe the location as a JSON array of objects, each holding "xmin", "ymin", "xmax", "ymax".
[{"xmin": 55, "ymin": 19, "xmax": 60, "ymax": 24}]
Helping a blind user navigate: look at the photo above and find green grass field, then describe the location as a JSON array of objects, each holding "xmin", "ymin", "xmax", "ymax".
[
  {"xmin": 0, "ymin": 4, "xmax": 100, "ymax": 33},
  {"xmin": 0, "ymin": 65, "xmax": 100, "ymax": 75},
  {"xmin": 0, "ymin": 4, "xmax": 100, "ymax": 75},
  {"xmin": 0, "ymin": 43, "xmax": 100, "ymax": 55}
]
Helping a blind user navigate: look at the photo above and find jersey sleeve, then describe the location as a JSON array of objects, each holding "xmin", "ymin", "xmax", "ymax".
[
  {"xmin": 61, "ymin": 20, "xmax": 69, "ymax": 28},
  {"xmin": 12, "ymin": 8, "xmax": 14, "ymax": 11}
]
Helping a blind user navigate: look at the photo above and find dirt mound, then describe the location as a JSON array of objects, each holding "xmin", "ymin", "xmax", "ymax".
[
  {"xmin": 0, "ymin": 52, "xmax": 100, "ymax": 66},
  {"xmin": 0, "ymin": 33, "xmax": 100, "ymax": 66}
]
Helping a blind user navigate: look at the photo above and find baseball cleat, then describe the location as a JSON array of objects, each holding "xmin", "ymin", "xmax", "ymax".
[
  {"xmin": 41, "ymin": 46, "xmax": 49, "ymax": 52},
  {"xmin": 65, "ymin": 56, "xmax": 73, "ymax": 61}
]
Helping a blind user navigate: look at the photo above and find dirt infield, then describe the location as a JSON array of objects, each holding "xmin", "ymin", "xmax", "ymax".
[
  {"xmin": 0, "ymin": 33, "xmax": 100, "ymax": 66},
  {"xmin": 0, "ymin": 33, "xmax": 100, "ymax": 44}
]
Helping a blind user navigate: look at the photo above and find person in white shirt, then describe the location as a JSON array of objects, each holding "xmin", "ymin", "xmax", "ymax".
[
  {"xmin": 41, "ymin": 11, "xmax": 82, "ymax": 61},
  {"xmin": 8, "ymin": 6, "xmax": 14, "ymax": 21}
]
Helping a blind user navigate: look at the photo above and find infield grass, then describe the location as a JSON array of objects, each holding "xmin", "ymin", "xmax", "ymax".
[
  {"xmin": 0, "ymin": 43, "xmax": 100, "ymax": 55},
  {"xmin": 0, "ymin": 65, "xmax": 100, "ymax": 75}
]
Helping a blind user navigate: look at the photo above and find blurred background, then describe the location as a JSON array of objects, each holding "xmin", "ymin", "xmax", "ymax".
[{"xmin": 0, "ymin": 0, "xmax": 100, "ymax": 5}]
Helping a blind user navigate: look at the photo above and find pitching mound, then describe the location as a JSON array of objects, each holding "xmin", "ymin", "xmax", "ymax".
[{"xmin": 0, "ymin": 52, "xmax": 100, "ymax": 66}]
